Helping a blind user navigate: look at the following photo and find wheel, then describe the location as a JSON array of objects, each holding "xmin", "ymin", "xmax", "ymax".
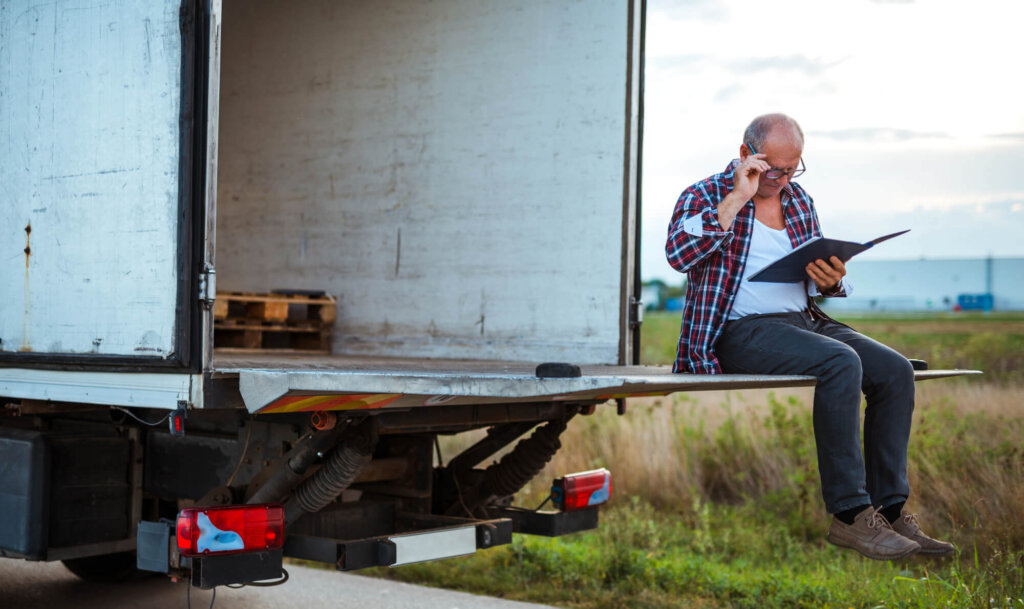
[{"xmin": 62, "ymin": 551, "xmax": 149, "ymax": 582}]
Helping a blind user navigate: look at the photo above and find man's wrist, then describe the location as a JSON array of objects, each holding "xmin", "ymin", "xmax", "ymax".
[
  {"xmin": 822, "ymin": 280, "xmax": 842, "ymax": 296},
  {"xmin": 717, "ymin": 191, "xmax": 749, "ymax": 231}
]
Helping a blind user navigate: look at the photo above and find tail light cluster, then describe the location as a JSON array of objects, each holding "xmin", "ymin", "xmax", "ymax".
[
  {"xmin": 176, "ymin": 503, "xmax": 284, "ymax": 557},
  {"xmin": 551, "ymin": 468, "xmax": 611, "ymax": 512}
]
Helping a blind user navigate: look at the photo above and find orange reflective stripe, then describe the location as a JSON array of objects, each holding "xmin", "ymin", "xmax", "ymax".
[{"xmin": 259, "ymin": 393, "xmax": 402, "ymax": 414}]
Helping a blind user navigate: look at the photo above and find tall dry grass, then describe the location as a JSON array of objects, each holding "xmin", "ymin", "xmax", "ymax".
[{"xmin": 439, "ymin": 380, "xmax": 1024, "ymax": 553}]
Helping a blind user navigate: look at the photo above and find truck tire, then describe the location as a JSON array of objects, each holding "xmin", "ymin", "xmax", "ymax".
[{"xmin": 62, "ymin": 551, "xmax": 148, "ymax": 582}]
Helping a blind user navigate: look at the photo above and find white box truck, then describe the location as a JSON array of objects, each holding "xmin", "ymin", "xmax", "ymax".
[{"xmin": 0, "ymin": 0, "xmax": 973, "ymax": 588}]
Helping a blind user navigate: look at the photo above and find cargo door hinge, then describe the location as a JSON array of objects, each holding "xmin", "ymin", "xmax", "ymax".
[
  {"xmin": 198, "ymin": 266, "xmax": 216, "ymax": 309},
  {"xmin": 629, "ymin": 296, "xmax": 644, "ymax": 329}
]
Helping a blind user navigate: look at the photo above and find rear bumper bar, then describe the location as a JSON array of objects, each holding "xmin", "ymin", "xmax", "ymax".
[{"xmin": 285, "ymin": 516, "xmax": 513, "ymax": 571}]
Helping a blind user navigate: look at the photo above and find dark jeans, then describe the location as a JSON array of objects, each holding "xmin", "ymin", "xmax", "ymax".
[{"xmin": 716, "ymin": 311, "xmax": 915, "ymax": 514}]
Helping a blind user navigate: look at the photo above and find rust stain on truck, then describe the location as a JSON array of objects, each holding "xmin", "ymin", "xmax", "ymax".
[
  {"xmin": 24, "ymin": 223, "xmax": 31, "ymax": 268},
  {"xmin": 21, "ymin": 223, "xmax": 32, "ymax": 352}
]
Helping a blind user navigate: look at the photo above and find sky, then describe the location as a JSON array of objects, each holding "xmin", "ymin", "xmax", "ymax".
[{"xmin": 641, "ymin": 0, "xmax": 1024, "ymax": 283}]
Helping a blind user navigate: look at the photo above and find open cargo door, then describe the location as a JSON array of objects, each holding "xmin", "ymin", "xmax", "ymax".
[{"xmin": 0, "ymin": 0, "xmax": 209, "ymax": 369}]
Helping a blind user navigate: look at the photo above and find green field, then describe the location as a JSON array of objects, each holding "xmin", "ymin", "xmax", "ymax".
[
  {"xmin": 642, "ymin": 311, "xmax": 1024, "ymax": 383},
  {"xmin": 365, "ymin": 312, "xmax": 1024, "ymax": 608}
]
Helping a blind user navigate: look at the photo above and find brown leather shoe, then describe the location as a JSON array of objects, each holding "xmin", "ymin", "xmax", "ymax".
[
  {"xmin": 891, "ymin": 512, "xmax": 956, "ymax": 556},
  {"xmin": 827, "ymin": 507, "xmax": 920, "ymax": 560}
]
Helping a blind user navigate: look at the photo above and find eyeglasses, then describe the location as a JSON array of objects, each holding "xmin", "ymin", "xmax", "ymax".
[{"xmin": 746, "ymin": 143, "xmax": 806, "ymax": 180}]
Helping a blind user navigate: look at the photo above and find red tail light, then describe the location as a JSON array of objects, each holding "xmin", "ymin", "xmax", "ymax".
[
  {"xmin": 551, "ymin": 468, "xmax": 611, "ymax": 511},
  {"xmin": 176, "ymin": 504, "xmax": 285, "ymax": 557},
  {"xmin": 169, "ymin": 409, "xmax": 186, "ymax": 437}
]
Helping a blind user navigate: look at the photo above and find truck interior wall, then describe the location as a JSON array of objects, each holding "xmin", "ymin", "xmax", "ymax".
[{"xmin": 215, "ymin": 0, "xmax": 633, "ymax": 365}]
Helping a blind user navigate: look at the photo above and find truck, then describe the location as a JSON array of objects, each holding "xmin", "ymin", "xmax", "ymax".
[{"xmin": 0, "ymin": 0, "xmax": 974, "ymax": 590}]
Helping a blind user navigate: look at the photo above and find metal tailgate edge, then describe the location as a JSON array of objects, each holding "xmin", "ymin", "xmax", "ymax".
[
  {"xmin": 235, "ymin": 365, "xmax": 822, "ymax": 414},
  {"xmin": 233, "ymin": 365, "xmax": 982, "ymax": 414}
]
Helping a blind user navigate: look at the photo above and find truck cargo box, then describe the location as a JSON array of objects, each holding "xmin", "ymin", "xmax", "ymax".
[{"xmin": 1, "ymin": 0, "xmax": 657, "ymax": 410}]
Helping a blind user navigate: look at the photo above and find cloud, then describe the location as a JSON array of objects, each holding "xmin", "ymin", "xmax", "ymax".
[
  {"xmin": 809, "ymin": 128, "xmax": 950, "ymax": 142},
  {"xmin": 988, "ymin": 132, "xmax": 1024, "ymax": 140},
  {"xmin": 647, "ymin": 54, "xmax": 708, "ymax": 72},
  {"xmin": 725, "ymin": 54, "xmax": 850, "ymax": 77},
  {"xmin": 901, "ymin": 193, "xmax": 1024, "ymax": 210},
  {"xmin": 713, "ymin": 83, "xmax": 744, "ymax": 104},
  {"xmin": 649, "ymin": 53, "xmax": 849, "ymax": 81},
  {"xmin": 650, "ymin": 1, "xmax": 730, "ymax": 23}
]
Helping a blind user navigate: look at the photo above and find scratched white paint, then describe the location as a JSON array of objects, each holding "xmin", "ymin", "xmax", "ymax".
[
  {"xmin": 0, "ymin": 368, "xmax": 201, "ymax": 409},
  {"xmin": 215, "ymin": 0, "xmax": 632, "ymax": 365},
  {"xmin": 0, "ymin": 1, "xmax": 183, "ymax": 357}
]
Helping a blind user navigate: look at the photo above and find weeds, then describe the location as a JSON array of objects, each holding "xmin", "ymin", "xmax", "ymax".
[
  {"xmin": 377, "ymin": 494, "xmax": 1024, "ymax": 608},
  {"xmin": 371, "ymin": 313, "xmax": 1024, "ymax": 607},
  {"xmin": 388, "ymin": 382, "xmax": 1024, "ymax": 608},
  {"xmin": 527, "ymin": 383, "xmax": 1024, "ymax": 555}
]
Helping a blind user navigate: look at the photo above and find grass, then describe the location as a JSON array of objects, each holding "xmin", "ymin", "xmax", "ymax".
[
  {"xmin": 371, "ymin": 500, "xmax": 1024, "ymax": 609},
  {"xmin": 362, "ymin": 312, "xmax": 1024, "ymax": 608}
]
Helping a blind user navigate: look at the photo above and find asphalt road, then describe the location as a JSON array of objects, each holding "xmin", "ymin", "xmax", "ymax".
[{"xmin": 0, "ymin": 558, "xmax": 557, "ymax": 609}]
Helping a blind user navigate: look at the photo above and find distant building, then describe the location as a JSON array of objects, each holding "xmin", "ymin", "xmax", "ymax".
[
  {"xmin": 641, "ymin": 280, "xmax": 667, "ymax": 311},
  {"xmin": 642, "ymin": 278, "xmax": 687, "ymax": 311},
  {"xmin": 820, "ymin": 257, "xmax": 1024, "ymax": 312}
]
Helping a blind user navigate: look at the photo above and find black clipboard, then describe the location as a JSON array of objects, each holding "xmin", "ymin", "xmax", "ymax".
[{"xmin": 748, "ymin": 229, "xmax": 910, "ymax": 283}]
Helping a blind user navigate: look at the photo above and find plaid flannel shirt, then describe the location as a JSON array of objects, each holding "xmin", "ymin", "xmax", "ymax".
[{"xmin": 665, "ymin": 159, "xmax": 845, "ymax": 374}]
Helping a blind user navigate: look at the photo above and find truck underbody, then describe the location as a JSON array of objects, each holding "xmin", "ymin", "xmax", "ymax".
[
  {"xmin": 0, "ymin": 387, "xmax": 597, "ymax": 583},
  {"xmin": 0, "ymin": 361, "xmax": 976, "ymax": 587}
]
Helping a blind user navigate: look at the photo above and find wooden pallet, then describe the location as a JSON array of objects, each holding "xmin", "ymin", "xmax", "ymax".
[{"xmin": 214, "ymin": 291, "xmax": 336, "ymax": 352}]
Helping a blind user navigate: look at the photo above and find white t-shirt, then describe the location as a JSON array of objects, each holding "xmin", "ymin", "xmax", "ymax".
[{"xmin": 728, "ymin": 219, "xmax": 808, "ymax": 320}]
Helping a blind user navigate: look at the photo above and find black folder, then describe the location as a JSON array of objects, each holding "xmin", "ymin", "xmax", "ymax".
[{"xmin": 748, "ymin": 229, "xmax": 910, "ymax": 283}]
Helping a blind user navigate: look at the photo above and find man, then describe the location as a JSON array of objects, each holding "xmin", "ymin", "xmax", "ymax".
[{"xmin": 665, "ymin": 113, "xmax": 954, "ymax": 560}]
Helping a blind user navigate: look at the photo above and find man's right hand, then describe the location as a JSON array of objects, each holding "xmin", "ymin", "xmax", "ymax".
[
  {"xmin": 717, "ymin": 154, "xmax": 770, "ymax": 230},
  {"xmin": 732, "ymin": 153, "xmax": 770, "ymax": 202}
]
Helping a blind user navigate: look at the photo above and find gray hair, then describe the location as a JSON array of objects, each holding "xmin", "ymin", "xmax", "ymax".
[{"xmin": 743, "ymin": 113, "xmax": 804, "ymax": 151}]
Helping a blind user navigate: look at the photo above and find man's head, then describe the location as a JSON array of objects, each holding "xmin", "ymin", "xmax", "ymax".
[{"xmin": 740, "ymin": 113, "xmax": 805, "ymax": 199}]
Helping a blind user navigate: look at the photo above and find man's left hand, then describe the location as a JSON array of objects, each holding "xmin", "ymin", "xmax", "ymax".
[{"xmin": 806, "ymin": 256, "xmax": 846, "ymax": 293}]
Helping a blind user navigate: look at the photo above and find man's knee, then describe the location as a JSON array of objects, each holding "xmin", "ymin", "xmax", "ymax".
[
  {"xmin": 866, "ymin": 350, "xmax": 915, "ymax": 395},
  {"xmin": 818, "ymin": 343, "xmax": 862, "ymax": 384}
]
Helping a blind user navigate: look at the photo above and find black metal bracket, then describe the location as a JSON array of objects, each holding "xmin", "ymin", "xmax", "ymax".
[
  {"xmin": 492, "ymin": 506, "xmax": 599, "ymax": 537},
  {"xmin": 190, "ymin": 549, "xmax": 283, "ymax": 590}
]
